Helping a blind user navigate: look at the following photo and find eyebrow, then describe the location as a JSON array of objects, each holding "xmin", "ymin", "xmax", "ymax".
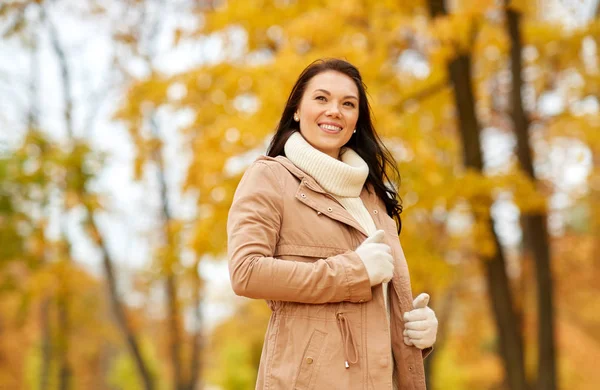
[{"xmin": 313, "ymin": 88, "xmax": 358, "ymax": 100}]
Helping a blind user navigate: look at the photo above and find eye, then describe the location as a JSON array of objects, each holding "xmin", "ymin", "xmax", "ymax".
[
  {"xmin": 344, "ymin": 101, "xmax": 356, "ymax": 108},
  {"xmin": 315, "ymin": 96, "xmax": 327, "ymax": 101}
]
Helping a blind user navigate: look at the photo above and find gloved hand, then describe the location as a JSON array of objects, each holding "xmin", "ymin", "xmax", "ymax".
[
  {"xmin": 403, "ymin": 293, "xmax": 438, "ymax": 349},
  {"xmin": 355, "ymin": 230, "xmax": 394, "ymax": 286}
]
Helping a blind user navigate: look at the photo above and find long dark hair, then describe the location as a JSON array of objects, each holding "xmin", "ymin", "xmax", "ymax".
[{"xmin": 266, "ymin": 58, "xmax": 404, "ymax": 233}]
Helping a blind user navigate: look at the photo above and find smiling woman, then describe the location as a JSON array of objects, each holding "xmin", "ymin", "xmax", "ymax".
[{"xmin": 227, "ymin": 58, "xmax": 438, "ymax": 389}]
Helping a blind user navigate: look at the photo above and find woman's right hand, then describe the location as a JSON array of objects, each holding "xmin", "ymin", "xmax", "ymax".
[{"xmin": 355, "ymin": 230, "xmax": 394, "ymax": 286}]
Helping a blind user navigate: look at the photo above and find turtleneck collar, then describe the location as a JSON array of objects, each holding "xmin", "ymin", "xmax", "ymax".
[{"xmin": 283, "ymin": 131, "xmax": 369, "ymax": 198}]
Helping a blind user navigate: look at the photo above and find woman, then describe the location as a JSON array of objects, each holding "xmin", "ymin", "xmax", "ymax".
[{"xmin": 227, "ymin": 59, "xmax": 438, "ymax": 389}]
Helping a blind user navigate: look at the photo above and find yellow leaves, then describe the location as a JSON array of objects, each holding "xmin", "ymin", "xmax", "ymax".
[
  {"xmin": 25, "ymin": 256, "xmax": 75, "ymax": 298},
  {"xmin": 472, "ymin": 216, "xmax": 497, "ymax": 257},
  {"xmin": 206, "ymin": 299, "xmax": 271, "ymax": 388},
  {"xmin": 474, "ymin": 23, "xmax": 509, "ymax": 63},
  {"xmin": 113, "ymin": 31, "xmax": 137, "ymax": 46},
  {"xmin": 546, "ymin": 114, "xmax": 600, "ymax": 151},
  {"xmin": 64, "ymin": 190, "xmax": 79, "ymax": 209},
  {"xmin": 430, "ymin": 13, "xmax": 479, "ymax": 53},
  {"xmin": 453, "ymin": 0, "xmax": 498, "ymax": 15},
  {"xmin": 330, "ymin": 0, "xmax": 365, "ymax": 19},
  {"xmin": 24, "ymin": 234, "xmax": 45, "ymax": 259},
  {"xmin": 173, "ymin": 28, "xmax": 184, "ymax": 46},
  {"xmin": 429, "ymin": 43, "xmax": 456, "ymax": 65},
  {"xmin": 522, "ymin": 20, "xmax": 567, "ymax": 47},
  {"xmin": 286, "ymin": 9, "xmax": 348, "ymax": 49}
]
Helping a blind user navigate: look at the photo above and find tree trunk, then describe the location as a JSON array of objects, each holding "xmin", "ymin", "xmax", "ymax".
[
  {"xmin": 41, "ymin": 3, "xmax": 154, "ymax": 388},
  {"xmin": 187, "ymin": 266, "xmax": 203, "ymax": 390},
  {"xmin": 86, "ymin": 212, "xmax": 155, "ymax": 390},
  {"xmin": 454, "ymin": 50, "xmax": 529, "ymax": 390},
  {"xmin": 28, "ymin": 21, "xmax": 52, "ymax": 390},
  {"xmin": 483, "ymin": 225, "xmax": 528, "ymax": 390},
  {"xmin": 166, "ymin": 275, "xmax": 183, "ymax": 390},
  {"xmin": 56, "ymin": 287, "xmax": 71, "ymax": 390},
  {"xmin": 150, "ymin": 116, "xmax": 184, "ymax": 390},
  {"xmin": 39, "ymin": 297, "xmax": 52, "ymax": 390},
  {"xmin": 44, "ymin": 7, "xmax": 74, "ymax": 388},
  {"xmin": 506, "ymin": 6, "xmax": 557, "ymax": 390},
  {"xmin": 426, "ymin": 2, "xmax": 529, "ymax": 389}
]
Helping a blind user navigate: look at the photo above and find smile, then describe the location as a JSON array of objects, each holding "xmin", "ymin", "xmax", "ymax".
[{"xmin": 319, "ymin": 124, "xmax": 343, "ymax": 133}]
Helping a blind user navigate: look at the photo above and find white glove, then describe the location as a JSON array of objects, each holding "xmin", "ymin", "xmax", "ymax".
[
  {"xmin": 403, "ymin": 293, "xmax": 438, "ymax": 349},
  {"xmin": 355, "ymin": 230, "xmax": 394, "ymax": 286}
]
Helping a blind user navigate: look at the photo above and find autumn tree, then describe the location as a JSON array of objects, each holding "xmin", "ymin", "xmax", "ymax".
[
  {"xmin": 504, "ymin": 1, "xmax": 556, "ymax": 388},
  {"xmin": 1, "ymin": 0, "xmax": 157, "ymax": 388}
]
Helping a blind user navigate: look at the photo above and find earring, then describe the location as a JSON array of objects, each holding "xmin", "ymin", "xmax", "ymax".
[
  {"xmin": 353, "ymin": 129, "xmax": 357, "ymax": 134},
  {"xmin": 294, "ymin": 113, "xmax": 299, "ymax": 122}
]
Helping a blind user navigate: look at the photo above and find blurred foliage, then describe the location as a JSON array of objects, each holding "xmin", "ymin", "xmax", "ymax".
[{"xmin": 0, "ymin": 0, "xmax": 599, "ymax": 389}]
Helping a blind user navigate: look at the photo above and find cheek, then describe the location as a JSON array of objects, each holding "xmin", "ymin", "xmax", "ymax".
[
  {"xmin": 303, "ymin": 107, "xmax": 319, "ymax": 121},
  {"xmin": 348, "ymin": 112, "xmax": 359, "ymax": 129},
  {"xmin": 300, "ymin": 100, "xmax": 320, "ymax": 119}
]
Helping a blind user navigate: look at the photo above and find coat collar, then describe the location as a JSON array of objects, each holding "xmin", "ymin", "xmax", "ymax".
[
  {"xmin": 257, "ymin": 154, "xmax": 377, "ymax": 198},
  {"xmin": 255, "ymin": 155, "xmax": 383, "ymax": 237}
]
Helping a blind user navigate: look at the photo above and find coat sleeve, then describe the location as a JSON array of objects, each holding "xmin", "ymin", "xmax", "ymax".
[{"xmin": 227, "ymin": 161, "xmax": 372, "ymax": 304}]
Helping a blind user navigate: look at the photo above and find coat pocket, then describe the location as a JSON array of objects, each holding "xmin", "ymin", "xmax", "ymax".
[{"xmin": 294, "ymin": 329, "xmax": 327, "ymax": 390}]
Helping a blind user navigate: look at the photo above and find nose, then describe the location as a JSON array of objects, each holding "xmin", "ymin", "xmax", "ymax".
[{"xmin": 326, "ymin": 103, "xmax": 341, "ymax": 118}]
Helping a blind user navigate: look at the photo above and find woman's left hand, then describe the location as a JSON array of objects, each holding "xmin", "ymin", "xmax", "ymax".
[{"xmin": 403, "ymin": 293, "xmax": 438, "ymax": 349}]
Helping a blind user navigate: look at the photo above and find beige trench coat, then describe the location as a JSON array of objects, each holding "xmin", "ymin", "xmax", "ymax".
[{"xmin": 227, "ymin": 155, "xmax": 430, "ymax": 389}]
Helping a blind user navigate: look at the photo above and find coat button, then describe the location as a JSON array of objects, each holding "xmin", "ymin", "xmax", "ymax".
[
  {"xmin": 373, "ymin": 210, "xmax": 378, "ymax": 214},
  {"xmin": 327, "ymin": 207, "xmax": 333, "ymax": 212},
  {"xmin": 306, "ymin": 357, "xmax": 313, "ymax": 364},
  {"xmin": 408, "ymin": 365, "xmax": 413, "ymax": 371},
  {"xmin": 301, "ymin": 193, "xmax": 306, "ymax": 198}
]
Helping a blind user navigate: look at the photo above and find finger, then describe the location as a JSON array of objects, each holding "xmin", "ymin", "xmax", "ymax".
[
  {"xmin": 371, "ymin": 243, "xmax": 392, "ymax": 254},
  {"xmin": 403, "ymin": 336, "xmax": 413, "ymax": 346},
  {"xmin": 403, "ymin": 329, "xmax": 424, "ymax": 340},
  {"xmin": 403, "ymin": 320, "xmax": 431, "ymax": 331},
  {"xmin": 382, "ymin": 264, "xmax": 394, "ymax": 283},
  {"xmin": 403, "ymin": 308, "xmax": 429, "ymax": 322},
  {"xmin": 412, "ymin": 340, "xmax": 429, "ymax": 350},
  {"xmin": 381, "ymin": 256, "xmax": 394, "ymax": 268},
  {"xmin": 412, "ymin": 293, "xmax": 430, "ymax": 309},
  {"xmin": 382, "ymin": 252, "xmax": 394, "ymax": 263},
  {"xmin": 363, "ymin": 230, "xmax": 385, "ymax": 244}
]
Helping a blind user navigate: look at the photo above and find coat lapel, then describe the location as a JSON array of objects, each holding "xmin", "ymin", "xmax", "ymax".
[{"xmin": 260, "ymin": 155, "xmax": 375, "ymax": 237}]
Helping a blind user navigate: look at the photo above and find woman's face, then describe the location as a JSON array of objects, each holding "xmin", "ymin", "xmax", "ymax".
[{"xmin": 295, "ymin": 71, "xmax": 359, "ymax": 159}]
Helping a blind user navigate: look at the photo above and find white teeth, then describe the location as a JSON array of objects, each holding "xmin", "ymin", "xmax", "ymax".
[{"xmin": 320, "ymin": 124, "xmax": 342, "ymax": 131}]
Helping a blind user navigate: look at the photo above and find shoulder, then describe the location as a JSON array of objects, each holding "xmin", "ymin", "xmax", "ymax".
[
  {"xmin": 243, "ymin": 157, "xmax": 290, "ymax": 187},
  {"xmin": 234, "ymin": 157, "xmax": 293, "ymax": 199}
]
